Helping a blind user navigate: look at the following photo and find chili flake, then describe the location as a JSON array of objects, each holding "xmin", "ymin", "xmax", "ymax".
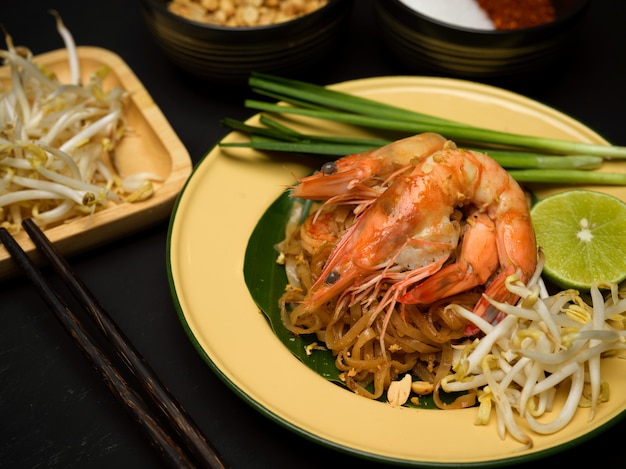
[{"xmin": 476, "ymin": 0, "xmax": 556, "ymax": 30}]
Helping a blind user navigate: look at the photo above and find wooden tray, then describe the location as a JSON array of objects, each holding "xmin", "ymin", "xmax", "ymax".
[{"xmin": 0, "ymin": 47, "xmax": 192, "ymax": 279}]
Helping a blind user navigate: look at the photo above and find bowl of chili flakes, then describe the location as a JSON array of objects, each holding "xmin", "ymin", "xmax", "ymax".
[{"xmin": 374, "ymin": 0, "xmax": 590, "ymax": 80}]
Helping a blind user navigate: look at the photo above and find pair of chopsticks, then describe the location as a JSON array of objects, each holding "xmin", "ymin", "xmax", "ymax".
[{"xmin": 0, "ymin": 219, "xmax": 227, "ymax": 469}]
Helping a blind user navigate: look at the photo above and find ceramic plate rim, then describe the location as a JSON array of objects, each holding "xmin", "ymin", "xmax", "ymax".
[{"xmin": 166, "ymin": 76, "xmax": 626, "ymax": 466}]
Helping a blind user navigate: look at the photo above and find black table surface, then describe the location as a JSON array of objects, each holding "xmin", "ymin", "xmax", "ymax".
[{"xmin": 2, "ymin": 1, "xmax": 626, "ymax": 468}]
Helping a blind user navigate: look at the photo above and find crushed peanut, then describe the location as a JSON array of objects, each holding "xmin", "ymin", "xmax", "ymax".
[
  {"xmin": 167, "ymin": 0, "xmax": 329, "ymax": 27},
  {"xmin": 387, "ymin": 374, "xmax": 412, "ymax": 407},
  {"xmin": 410, "ymin": 380, "xmax": 434, "ymax": 395}
]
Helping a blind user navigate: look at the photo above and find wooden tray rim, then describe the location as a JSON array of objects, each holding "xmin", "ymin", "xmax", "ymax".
[{"xmin": 0, "ymin": 46, "xmax": 193, "ymax": 279}]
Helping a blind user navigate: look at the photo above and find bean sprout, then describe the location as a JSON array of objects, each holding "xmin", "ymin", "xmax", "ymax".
[
  {"xmin": 441, "ymin": 252, "xmax": 626, "ymax": 450},
  {"xmin": 0, "ymin": 12, "xmax": 158, "ymax": 233}
]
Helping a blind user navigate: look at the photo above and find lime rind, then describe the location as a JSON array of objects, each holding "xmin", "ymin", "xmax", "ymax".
[{"xmin": 530, "ymin": 190, "xmax": 626, "ymax": 290}]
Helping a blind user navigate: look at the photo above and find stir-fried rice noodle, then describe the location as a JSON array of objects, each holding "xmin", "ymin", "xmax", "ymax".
[
  {"xmin": 277, "ymin": 199, "xmax": 626, "ymax": 449},
  {"xmin": 278, "ymin": 200, "xmax": 480, "ymax": 402}
]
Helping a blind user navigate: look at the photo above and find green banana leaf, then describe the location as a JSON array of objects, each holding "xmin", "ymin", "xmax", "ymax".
[{"xmin": 243, "ymin": 191, "xmax": 341, "ymax": 382}]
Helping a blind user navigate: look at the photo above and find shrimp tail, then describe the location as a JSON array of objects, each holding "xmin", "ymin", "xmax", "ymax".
[
  {"xmin": 400, "ymin": 262, "xmax": 490, "ymax": 306},
  {"xmin": 464, "ymin": 266, "xmax": 520, "ymax": 336}
]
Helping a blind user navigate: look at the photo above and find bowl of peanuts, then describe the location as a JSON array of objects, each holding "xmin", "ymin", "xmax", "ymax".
[
  {"xmin": 139, "ymin": 0, "xmax": 352, "ymax": 85},
  {"xmin": 374, "ymin": 0, "xmax": 590, "ymax": 79}
]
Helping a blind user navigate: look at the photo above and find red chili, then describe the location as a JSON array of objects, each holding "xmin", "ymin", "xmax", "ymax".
[{"xmin": 476, "ymin": 0, "xmax": 556, "ymax": 30}]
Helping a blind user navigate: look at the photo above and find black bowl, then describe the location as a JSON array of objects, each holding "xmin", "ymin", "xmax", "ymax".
[
  {"xmin": 139, "ymin": 0, "xmax": 352, "ymax": 85},
  {"xmin": 375, "ymin": 0, "xmax": 590, "ymax": 79}
]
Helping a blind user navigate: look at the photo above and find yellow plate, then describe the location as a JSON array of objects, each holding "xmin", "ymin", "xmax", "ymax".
[
  {"xmin": 0, "ymin": 47, "xmax": 192, "ymax": 279},
  {"xmin": 167, "ymin": 76, "xmax": 626, "ymax": 466}
]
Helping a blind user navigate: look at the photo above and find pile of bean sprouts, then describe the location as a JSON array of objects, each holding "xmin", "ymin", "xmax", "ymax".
[
  {"xmin": 390, "ymin": 252, "xmax": 626, "ymax": 449},
  {"xmin": 0, "ymin": 12, "xmax": 156, "ymax": 233}
]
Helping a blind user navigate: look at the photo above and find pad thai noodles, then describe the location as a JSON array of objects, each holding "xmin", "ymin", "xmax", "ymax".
[
  {"xmin": 277, "ymin": 133, "xmax": 536, "ymax": 403},
  {"xmin": 278, "ymin": 197, "xmax": 485, "ymax": 404}
]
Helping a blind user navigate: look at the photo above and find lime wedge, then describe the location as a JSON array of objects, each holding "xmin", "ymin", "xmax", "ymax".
[{"xmin": 530, "ymin": 189, "xmax": 626, "ymax": 290}]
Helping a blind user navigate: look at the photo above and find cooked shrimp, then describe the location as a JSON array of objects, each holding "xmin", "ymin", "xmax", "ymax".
[
  {"xmin": 299, "ymin": 203, "xmax": 353, "ymax": 257},
  {"xmin": 290, "ymin": 132, "xmax": 447, "ymax": 204},
  {"xmin": 399, "ymin": 210, "xmax": 499, "ymax": 305},
  {"xmin": 292, "ymin": 142, "xmax": 537, "ymax": 341}
]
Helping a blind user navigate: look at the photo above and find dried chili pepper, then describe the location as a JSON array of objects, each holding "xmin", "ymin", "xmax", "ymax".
[{"xmin": 477, "ymin": 0, "xmax": 556, "ymax": 30}]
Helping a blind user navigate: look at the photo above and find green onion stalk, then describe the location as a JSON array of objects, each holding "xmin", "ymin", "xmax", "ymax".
[{"xmin": 219, "ymin": 73, "xmax": 626, "ymax": 186}]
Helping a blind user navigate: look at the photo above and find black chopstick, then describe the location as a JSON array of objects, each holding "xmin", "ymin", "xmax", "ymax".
[
  {"xmin": 0, "ymin": 226, "xmax": 194, "ymax": 467},
  {"xmin": 0, "ymin": 220, "xmax": 228, "ymax": 469}
]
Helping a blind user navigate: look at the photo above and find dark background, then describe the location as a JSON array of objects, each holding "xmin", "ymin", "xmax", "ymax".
[{"xmin": 1, "ymin": 1, "xmax": 625, "ymax": 468}]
